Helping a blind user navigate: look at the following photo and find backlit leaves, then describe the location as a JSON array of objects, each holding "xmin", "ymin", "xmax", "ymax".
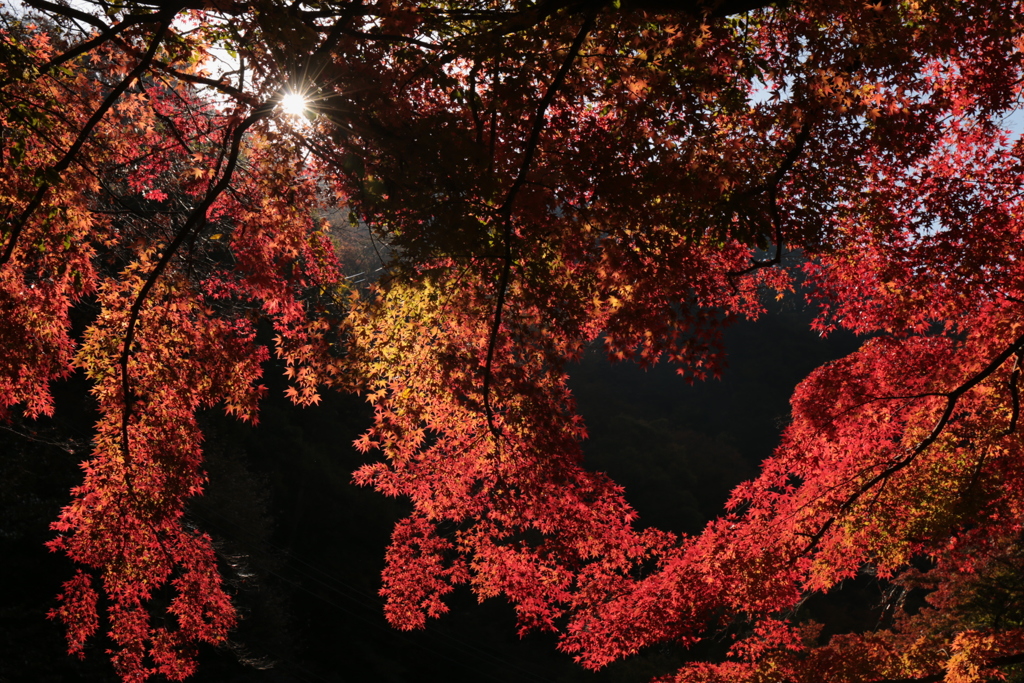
[{"xmin": 7, "ymin": 1, "xmax": 1024, "ymax": 682}]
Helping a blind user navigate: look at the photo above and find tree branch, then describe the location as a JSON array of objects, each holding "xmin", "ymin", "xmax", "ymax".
[
  {"xmin": 117, "ymin": 98, "xmax": 273, "ymax": 465},
  {"xmin": 0, "ymin": 10, "xmax": 162, "ymax": 89},
  {"xmin": 23, "ymin": 0, "xmax": 108, "ymax": 30},
  {"xmin": 338, "ymin": 26, "xmax": 441, "ymax": 50},
  {"xmin": 1005, "ymin": 350, "xmax": 1022, "ymax": 435},
  {"xmin": 802, "ymin": 329, "xmax": 1024, "ymax": 553},
  {"xmin": 115, "ymin": 42, "xmax": 252, "ymax": 103},
  {"xmin": 0, "ymin": 423, "xmax": 84, "ymax": 453},
  {"xmin": 1, "ymin": 16, "xmax": 174, "ymax": 266},
  {"xmin": 480, "ymin": 12, "xmax": 596, "ymax": 437},
  {"xmin": 477, "ymin": 0, "xmax": 777, "ymax": 42},
  {"xmin": 116, "ymin": 18, "xmax": 344, "ymax": 463},
  {"xmin": 727, "ymin": 121, "xmax": 812, "ymax": 278}
]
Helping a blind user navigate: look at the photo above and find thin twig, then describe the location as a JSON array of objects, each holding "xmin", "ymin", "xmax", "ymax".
[
  {"xmin": 1005, "ymin": 350, "xmax": 1022, "ymax": 435},
  {"xmin": 339, "ymin": 27, "xmax": 441, "ymax": 50},
  {"xmin": 0, "ymin": 424, "xmax": 83, "ymax": 453},
  {"xmin": 2, "ymin": 9, "xmax": 162, "ymax": 88}
]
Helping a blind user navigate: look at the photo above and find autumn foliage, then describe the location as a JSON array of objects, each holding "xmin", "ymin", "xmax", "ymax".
[{"xmin": 4, "ymin": 0, "xmax": 1024, "ymax": 681}]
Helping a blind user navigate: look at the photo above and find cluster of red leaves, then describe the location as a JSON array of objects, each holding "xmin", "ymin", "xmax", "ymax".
[
  {"xmin": 1, "ymin": 16, "xmax": 344, "ymax": 681},
  {"xmin": 335, "ymin": 2, "xmax": 1024, "ymax": 682}
]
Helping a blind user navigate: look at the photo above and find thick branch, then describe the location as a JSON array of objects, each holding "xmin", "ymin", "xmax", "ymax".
[
  {"xmin": 116, "ymin": 20, "xmax": 343, "ymax": 463},
  {"xmin": 23, "ymin": 0, "xmax": 107, "ymax": 30},
  {"xmin": 728, "ymin": 121, "xmax": 813, "ymax": 278}
]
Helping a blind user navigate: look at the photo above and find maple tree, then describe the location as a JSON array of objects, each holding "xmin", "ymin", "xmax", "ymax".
[{"xmin": 4, "ymin": 0, "xmax": 1024, "ymax": 681}]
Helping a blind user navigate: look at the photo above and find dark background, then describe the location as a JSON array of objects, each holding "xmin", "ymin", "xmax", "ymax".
[{"xmin": 0, "ymin": 293, "xmax": 862, "ymax": 683}]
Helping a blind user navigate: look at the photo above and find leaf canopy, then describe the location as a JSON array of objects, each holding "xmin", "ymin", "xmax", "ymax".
[{"xmin": 4, "ymin": 0, "xmax": 1024, "ymax": 681}]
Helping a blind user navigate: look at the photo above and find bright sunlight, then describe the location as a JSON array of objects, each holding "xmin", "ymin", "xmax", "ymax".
[{"xmin": 280, "ymin": 91, "xmax": 308, "ymax": 118}]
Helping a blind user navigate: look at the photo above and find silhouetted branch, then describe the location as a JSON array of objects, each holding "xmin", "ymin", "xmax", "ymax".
[
  {"xmin": 727, "ymin": 121, "xmax": 813, "ymax": 279},
  {"xmin": 481, "ymin": 12, "xmax": 596, "ymax": 438}
]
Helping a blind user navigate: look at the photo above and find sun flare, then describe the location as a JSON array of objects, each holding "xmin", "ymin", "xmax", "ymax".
[{"xmin": 280, "ymin": 92, "xmax": 308, "ymax": 118}]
